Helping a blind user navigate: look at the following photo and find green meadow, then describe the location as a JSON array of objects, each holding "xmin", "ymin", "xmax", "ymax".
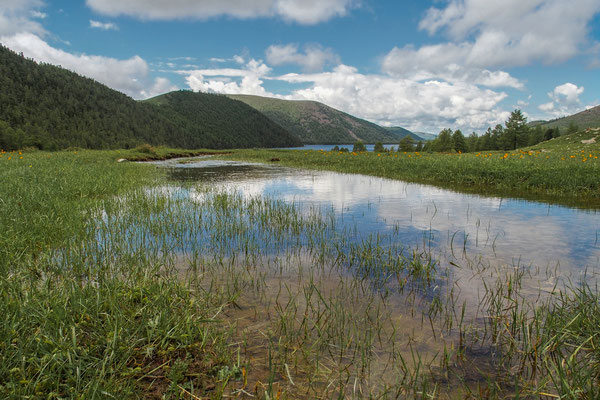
[
  {"xmin": 227, "ymin": 128, "xmax": 600, "ymax": 207},
  {"xmin": 1, "ymin": 146, "xmax": 599, "ymax": 399}
]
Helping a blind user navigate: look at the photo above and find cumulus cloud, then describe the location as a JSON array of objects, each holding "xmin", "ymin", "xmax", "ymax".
[
  {"xmin": 86, "ymin": 0, "xmax": 357, "ymax": 24},
  {"xmin": 182, "ymin": 58, "xmax": 273, "ymax": 97},
  {"xmin": 180, "ymin": 58, "xmax": 510, "ymax": 133},
  {"xmin": 89, "ymin": 20, "xmax": 118, "ymax": 30},
  {"xmin": 380, "ymin": 0, "xmax": 600, "ymax": 116},
  {"xmin": 1, "ymin": 32, "xmax": 175, "ymax": 99},
  {"xmin": 0, "ymin": 0, "xmax": 46, "ymax": 36},
  {"xmin": 273, "ymin": 0, "xmax": 356, "ymax": 24},
  {"xmin": 538, "ymin": 83, "xmax": 585, "ymax": 117},
  {"xmin": 551, "ymin": 83, "xmax": 584, "ymax": 104},
  {"xmin": 382, "ymin": 0, "xmax": 600, "ymax": 88},
  {"xmin": 266, "ymin": 43, "xmax": 339, "ymax": 72},
  {"xmin": 140, "ymin": 77, "xmax": 179, "ymax": 99},
  {"xmin": 418, "ymin": 0, "xmax": 600, "ymax": 68},
  {"xmin": 382, "ymin": 44, "xmax": 523, "ymax": 89}
]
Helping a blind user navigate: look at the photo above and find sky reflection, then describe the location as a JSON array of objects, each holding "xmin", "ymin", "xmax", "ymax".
[{"xmin": 160, "ymin": 158, "xmax": 600, "ymax": 281}]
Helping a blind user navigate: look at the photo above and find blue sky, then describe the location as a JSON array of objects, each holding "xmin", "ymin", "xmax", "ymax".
[{"xmin": 1, "ymin": 0, "xmax": 599, "ymax": 134}]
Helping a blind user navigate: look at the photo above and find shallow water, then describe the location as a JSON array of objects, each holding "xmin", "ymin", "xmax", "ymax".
[
  {"xmin": 158, "ymin": 157, "xmax": 600, "ymax": 287},
  {"xmin": 144, "ymin": 156, "xmax": 600, "ymax": 396}
]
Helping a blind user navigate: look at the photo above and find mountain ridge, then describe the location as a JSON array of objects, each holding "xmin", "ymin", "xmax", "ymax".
[{"xmin": 227, "ymin": 94, "xmax": 414, "ymax": 144}]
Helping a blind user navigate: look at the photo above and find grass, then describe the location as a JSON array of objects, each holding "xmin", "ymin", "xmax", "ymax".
[
  {"xmin": 225, "ymin": 128, "xmax": 600, "ymax": 207},
  {"xmin": 1, "ymin": 146, "xmax": 599, "ymax": 398},
  {"xmin": 0, "ymin": 148, "xmax": 234, "ymax": 398}
]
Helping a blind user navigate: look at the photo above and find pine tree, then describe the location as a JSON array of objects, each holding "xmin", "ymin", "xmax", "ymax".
[
  {"xmin": 452, "ymin": 129, "xmax": 467, "ymax": 152},
  {"xmin": 433, "ymin": 129, "xmax": 454, "ymax": 152},
  {"xmin": 504, "ymin": 109, "xmax": 529, "ymax": 150},
  {"xmin": 399, "ymin": 136, "xmax": 415, "ymax": 151}
]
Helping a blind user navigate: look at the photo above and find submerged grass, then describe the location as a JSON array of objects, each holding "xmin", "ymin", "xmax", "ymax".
[{"xmin": 1, "ymin": 148, "xmax": 599, "ymax": 398}]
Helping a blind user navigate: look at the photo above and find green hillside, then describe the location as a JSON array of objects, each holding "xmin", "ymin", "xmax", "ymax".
[
  {"xmin": 534, "ymin": 105, "xmax": 600, "ymax": 131},
  {"xmin": 0, "ymin": 45, "xmax": 300, "ymax": 150},
  {"xmin": 142, "ymin": 91, "xmax": 302, "ymax": 148},
  {"xmin": 527, "ymin": 127, "xmax": 600, "ymax": 153},
  {"xmin": 383, "ymin": 126, "xmax": 423, "ymax": 141},
  {"xmin": 227, "ymin": 94, "xmax": 403, "ymax": 144}
]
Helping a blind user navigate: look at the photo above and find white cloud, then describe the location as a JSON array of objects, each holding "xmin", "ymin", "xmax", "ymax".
[
  {"xmin": 266, "ymin": 43, "xmax": 339, "ymax": 72},
  {"xmin": 140, "ymin": 77, "xmax": 178, "ymax": 99},
  {"xmin": 380, "ymin": 0, "xmax": 600, "ymax": 118},
  {"xmin": 537, "ymin": 83, "xmax": 585, "ymax": 117},
  {"xmin": 538, "ymin": 102, "xmax": 555, "ymax": 112},
  {"xmin": 0, "ymin": 0, "xmax": 43, "ymax": 11},
  {"xmin": 1, "ymin": 32, "xmax": 176, "ymax": 99},
  {"xmin": 273, "ymin": 0, "xmax": 356, "ymax": 24},
  {"xmin": 382, "ymin": 44, "xmax": 523, "ymax": 89},
  {"xmin": 86, "ymin": 0, "xmax": 357, "ymax": 24},
  {"xmin": 0, "ymin": 0, "xmax": 46, "ymax": 36},
  {"xmin": 551, "ymin": 83, "xmax": 584, "ymax": 104},
  {"xmin": 89, "ymin": 19, "xmax": 119, "ymax": 30},
  {"xmin": 180, "ymin": 58, "xmax": 510, "ymax": 133},
  {"xmin": 182, "ymin": 59, "xmax": 273, "ymax": 97},
  {"xmin": 30, "ymin": 10, "xmax": 47, "ymax": 19},
  {"xmin": 418, "ymin": 0, "xmax": 600, "ymax": 68},
  {"xmin": 381, "ymin": 0, "xmax": 600, "ymax": 89}
]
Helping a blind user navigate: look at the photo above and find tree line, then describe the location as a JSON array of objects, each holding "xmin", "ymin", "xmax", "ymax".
[{"xmin": 422, "ymin": 110, "xmax": 578, "ymax": 153}]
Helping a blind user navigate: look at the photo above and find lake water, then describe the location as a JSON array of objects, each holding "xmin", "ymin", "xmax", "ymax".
[
  {"xmin": 159, "ymin": 157, "xmax": 600, "ymax": 287},
  {"xmin": 282, "ymin": 144, "xmax": 398, "ymax": 152}
]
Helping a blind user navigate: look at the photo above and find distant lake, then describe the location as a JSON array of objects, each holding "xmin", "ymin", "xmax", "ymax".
[{"xmin": 281, "ymin": 144, "xmax": 398, "ymax": 152}]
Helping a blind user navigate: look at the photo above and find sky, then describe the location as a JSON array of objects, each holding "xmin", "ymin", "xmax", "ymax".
[{"xmin": 1, "ymin": 0, "xmax": 599, "ymax": 134}]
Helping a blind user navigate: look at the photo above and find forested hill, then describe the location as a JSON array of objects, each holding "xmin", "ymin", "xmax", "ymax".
[
  {"xmin": 532, "ymin": 105, "xmax": 600, "ymax": 132},
  {"xmin": 0, "ymin": 45, "xmax": 301, "ymax": 150},
  {"xmin": 227, "ymin": 94, "xmax": 402, "ymax": 144},
  {"xmin": 143, "ymin": 91, "xmax": 302, "ymax": 148}
]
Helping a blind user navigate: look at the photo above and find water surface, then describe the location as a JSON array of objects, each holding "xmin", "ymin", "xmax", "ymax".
[
  {"xmin": 158, "ymin": 157, "xmax": 600, "ymax": 286},
  {"xmin": 282, "ymin": 144, "xmax": 397, "ymax": 152},
  {"xmin": 142, "ymin": 157, "xmax": 600, "ymax": 396}
]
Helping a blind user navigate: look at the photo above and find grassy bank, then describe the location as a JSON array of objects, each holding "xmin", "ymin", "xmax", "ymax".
[
  {"xmin": 0, "ymin": 148, "xmax": 235, "ymax": 398},
  {"xmin": 225, "ymin": 130, "xmax": 600, "ymax": 207},
  {"xmin": 2, "ymin": 148, "xmax": 599, "ymax": 398}
]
